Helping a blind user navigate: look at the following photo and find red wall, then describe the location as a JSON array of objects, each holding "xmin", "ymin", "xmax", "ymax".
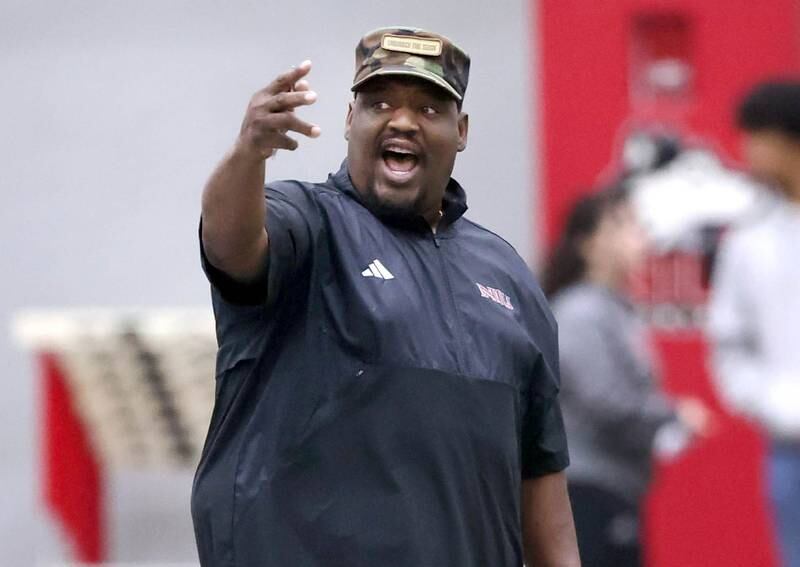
[
  {"xmin": 536, "ymin": 0, "xmax": 800, "ymax": 245},
  {"xmin": 535, "ymin": 1, "xmax": 800, "ymax": 565}
]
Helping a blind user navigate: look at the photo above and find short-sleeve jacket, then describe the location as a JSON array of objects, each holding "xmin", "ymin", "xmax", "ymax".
[{"xmin": 192, "ymin": 161, "xmax": 569, "ymax": 567}]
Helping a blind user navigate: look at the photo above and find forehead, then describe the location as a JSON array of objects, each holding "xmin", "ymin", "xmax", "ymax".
[{"xmin": 356, "ymin": 75, "xmax": 456, "ymax": 103}]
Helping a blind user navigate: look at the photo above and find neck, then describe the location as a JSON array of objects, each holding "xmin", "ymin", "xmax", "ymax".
[
  {"xmin": 585, "ymin": 264, "xmax": 626, "ymax": 292},
  {"xmin": 785, "ymin": 177, "xmax": 800, "ymax": 204},
  {"xmin": 782, "ymin": 152, "xmax": 800, "ymax": 203}
]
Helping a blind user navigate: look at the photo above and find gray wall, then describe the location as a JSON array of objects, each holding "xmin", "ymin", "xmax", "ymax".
[{"xmin": 0, "ymin": 0, "xmax": 540, "ymax": 563}]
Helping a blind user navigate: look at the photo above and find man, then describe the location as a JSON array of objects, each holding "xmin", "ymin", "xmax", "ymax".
[
  {"xmin": 193, "ymin": 27, "xmax": 580, "ymax": 567},
  {"xmin": 708, "ymin": 80, "xmax": 800, "ymax": 567}
]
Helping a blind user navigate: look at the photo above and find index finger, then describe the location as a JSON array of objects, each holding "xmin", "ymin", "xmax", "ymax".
[{"xmin": 266, "ymin": 60, "xmax": 312, "ymax": 95}]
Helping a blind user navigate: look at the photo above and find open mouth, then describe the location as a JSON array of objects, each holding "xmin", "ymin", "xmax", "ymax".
[{"xmin": 381, "ymin": 145, "xmax": 420, "ymax": 176}]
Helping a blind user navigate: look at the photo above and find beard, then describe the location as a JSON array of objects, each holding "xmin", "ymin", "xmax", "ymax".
[{"xmin": 358, "ymin": 186, "xmax": 428, "ymax": 223}]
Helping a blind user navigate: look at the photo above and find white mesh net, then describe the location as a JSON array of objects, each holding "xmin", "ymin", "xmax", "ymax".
[{"xmin": 14, "ymin": 309, "xmax": 217, "ymax": 470}]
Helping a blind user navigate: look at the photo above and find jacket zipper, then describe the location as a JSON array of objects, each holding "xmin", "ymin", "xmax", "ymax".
[{"xmin": 430, "ymin": 229, "xmax": 468, "ymax": 373}]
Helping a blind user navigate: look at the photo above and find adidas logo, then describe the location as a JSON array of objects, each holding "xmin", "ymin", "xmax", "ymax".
[{"xmin": 361, "ymin": 259, "xmax": 395, "ymax": 280}]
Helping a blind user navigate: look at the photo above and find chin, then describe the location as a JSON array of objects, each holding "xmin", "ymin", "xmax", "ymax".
[{"xmin": 364, "ymin": 183, "xmax": 424, "ymax": 220}]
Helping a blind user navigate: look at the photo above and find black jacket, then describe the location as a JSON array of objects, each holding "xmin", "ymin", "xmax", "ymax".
[{"xmin": 192, "ymin": 162, "xmax": 568, "ymax": 567}]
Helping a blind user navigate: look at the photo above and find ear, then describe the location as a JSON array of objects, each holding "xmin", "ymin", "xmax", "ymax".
[
  {"xmin": 457, "ymin": 112, "xmax": 469, "ymax": 152},
  {"xmin": 344, "ymin": 101, "xmax": 354, "ymax": 141}
]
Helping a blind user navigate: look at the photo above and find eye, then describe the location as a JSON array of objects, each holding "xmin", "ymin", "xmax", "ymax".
[
  {"xmin": 372, "ymin": 101, "xmax": 391, "ymax": 111},
  {"xmin": 421, "ymin": 105, "xmax": 439, "ymax": 115}
]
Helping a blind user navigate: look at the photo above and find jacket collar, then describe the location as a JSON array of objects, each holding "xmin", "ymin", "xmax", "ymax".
[{"xmin": 330, "ymin": 160, "xmax": 468, "ymax": 231}]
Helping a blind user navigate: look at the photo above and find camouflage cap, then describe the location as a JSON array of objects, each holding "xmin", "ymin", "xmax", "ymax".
[{"xmin": 352, "ymin": 27, "xmax": 470, "ymax": 102}]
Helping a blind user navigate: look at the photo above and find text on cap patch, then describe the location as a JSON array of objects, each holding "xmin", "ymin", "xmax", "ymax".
[{"xmin": 381, "ymin": 34, "xmax": 443, "ymax": 57}]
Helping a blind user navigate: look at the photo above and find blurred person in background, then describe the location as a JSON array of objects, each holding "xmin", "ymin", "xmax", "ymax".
[
  {"xmin": 543, "ymin": 187, "xmax": 712, "ymax": 567},
  {"xmin": 708, "ymin": 80, "xmax": 800, "ymax": 567}
]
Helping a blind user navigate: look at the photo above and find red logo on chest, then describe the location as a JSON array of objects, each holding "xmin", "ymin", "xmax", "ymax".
[{"xmin": 476, "ymin": 283, "xmax": 514, "ymax": 311}]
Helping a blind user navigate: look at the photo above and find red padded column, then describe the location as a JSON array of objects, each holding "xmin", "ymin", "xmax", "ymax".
[{"xmin": 41, "ymin": 352, "xmax": 105, "ymax": 562}]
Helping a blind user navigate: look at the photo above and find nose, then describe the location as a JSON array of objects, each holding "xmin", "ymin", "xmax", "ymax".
[{"xmin": 387, "ymin": 106, "xmax": 419, "ymax": 134}]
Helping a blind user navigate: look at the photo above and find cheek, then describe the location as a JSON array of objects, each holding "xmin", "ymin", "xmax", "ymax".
[
  {"xmin": 425, "ymin": 135, "xmax": 460, "ymax": 168},
  {"xmin": 747, "ymin": 148, "xmax": 770, "ymax": 171},
  {"xmin": 624, "ymin": 232, "xmax": 649, "ymax": 266},
  {"xmin": 593, "ymin": 235, "xmax": 617, "ymax": 263},
  {"xmin": 424, "ymin": 120, "xmax": 461, "ymax": 146},
  {"xmin": 351, "ymin": 123, "xmax": 374, "ymax": 147},
  {"xmin": 606, "ymin": 227, "xmax": 646, "ymax": 269},
  {"xmin": 349, "ymin": 113, "xmax": 382, "ymax": 145},
  {"xmin": 745, "ymin": 140, "xmax": 782, "ymax": 174}
]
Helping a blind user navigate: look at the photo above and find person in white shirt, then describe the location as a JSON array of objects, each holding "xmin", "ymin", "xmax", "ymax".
[
  {"xmin": 708, "ymin": 80, "xmax": 800, "ymax": 567},
  {"xmin": 545, "ymin": 187, "xmax": 712, "ymax": 567}
]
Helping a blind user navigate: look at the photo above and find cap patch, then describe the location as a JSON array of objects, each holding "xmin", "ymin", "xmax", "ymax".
[{"xmin": 381, "ymin": 34, "xmax": 443, "ymax": 57}]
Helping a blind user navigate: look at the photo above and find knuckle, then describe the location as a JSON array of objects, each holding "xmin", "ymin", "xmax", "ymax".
[
  {"xmin": 275, "ymin": 73, "xmax": 291, "ymax": 91},
  {"xmin": 272, "ymin": 112, "xmax": 292, "ymax": 129},
  {"xmin": 247, "ymin": 119, "xmax": 277, "ymax": 141},
  {"xmin": 273, "ymin": 93, "xmax": 287, "ymax": 107},
  {"xmin": 247, "ymin": 116, "xmax": 267, "ymax": 132},
  {"xmin": 269, "ymin": 74, "xmax": 287, "ymax": 91},
  {"xmin": 258, "ymin": 114, "xmax": 280, "ymax": 129}
]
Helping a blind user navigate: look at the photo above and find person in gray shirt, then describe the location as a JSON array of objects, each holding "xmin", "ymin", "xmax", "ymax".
[{"xmin": 543, "ymin": 186, "xmax": 712, "ymax": 567}]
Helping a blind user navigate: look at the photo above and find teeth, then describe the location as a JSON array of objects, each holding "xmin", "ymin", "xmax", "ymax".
[{"xmin": 385, "ymin": 146, "xmax": 415, "ymax": 156}]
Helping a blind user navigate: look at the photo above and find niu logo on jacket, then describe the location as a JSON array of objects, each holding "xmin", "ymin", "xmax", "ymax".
[{"xmin": 476, "ymin": 283, "xmax": 514, "ymax": 311}]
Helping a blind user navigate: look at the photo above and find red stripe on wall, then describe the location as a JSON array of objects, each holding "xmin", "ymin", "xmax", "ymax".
[{"xmin": 41, "ymin": 353, "xmax": 105, "ymax": 562}]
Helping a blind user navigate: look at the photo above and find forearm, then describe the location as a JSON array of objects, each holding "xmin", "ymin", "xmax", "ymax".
[
  {"xmin": 613, "ymin": 392, "xmax": 676, "ymax": 451},
  {"xmin": 201, "ymin": 143, "xmax": 269, "ymax": 279},
  {"xmin": 563, "ymin": 357, "xmax": 673, "ymax": 448},
  {"xmin": 522, "ymin": 473, "xmax": 581, "ymax": 567}
]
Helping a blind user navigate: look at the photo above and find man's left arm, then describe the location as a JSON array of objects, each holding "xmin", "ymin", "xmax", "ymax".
[
  {"xmin": 522, "ymin": 472, "xmax": 580, "ymax": 567},
  {"xmin": 518, "ymin": 285, "xmax": 579, "ymax": 565}
]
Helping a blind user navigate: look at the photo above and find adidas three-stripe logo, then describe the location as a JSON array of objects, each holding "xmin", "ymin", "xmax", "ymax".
[{"xmin": 361, "ymin": 259, "xmax": 395, "ymax": 280}]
